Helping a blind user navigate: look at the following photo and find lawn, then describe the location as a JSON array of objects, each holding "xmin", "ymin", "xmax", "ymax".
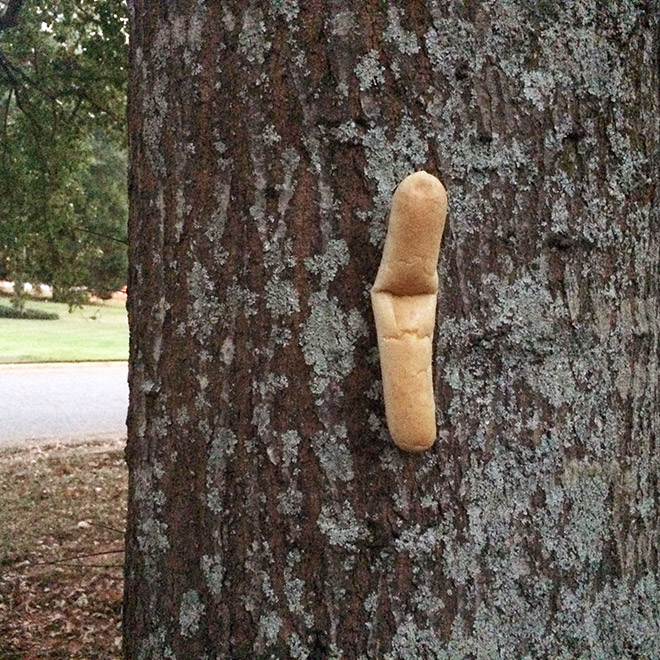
[
  {"xmin": 0, "ymin": 439, "xmax": 126, "ymax": 659},
  {"xmin": 0, "ymin": 299, "xmax": 128, "ymax": 363}
]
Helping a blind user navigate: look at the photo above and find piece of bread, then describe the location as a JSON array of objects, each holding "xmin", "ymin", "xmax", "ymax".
[{"xmin": 371, "ymin": 171, "xmax": 448, "ymax": 452}]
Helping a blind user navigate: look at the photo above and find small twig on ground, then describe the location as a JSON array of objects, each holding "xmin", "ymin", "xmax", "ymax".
[
  {"xmin": 88, "ymin": 521, "xmax": 125, "ymax": 536},
  {"xmin": 28, "ymin": 548, "xmax": 124, "ymax": 566}
]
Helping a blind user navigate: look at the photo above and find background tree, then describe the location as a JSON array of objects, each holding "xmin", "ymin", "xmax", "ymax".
[
  {"xmin": 76, "ymin": 131, "xmax": 129, "ymax": 298},
  {"xmin": 0, "ymin": 0, "xmax": 127, "ymax": 307},
  {"xmin": 124, "ymin": 2, "xmax": 659, "ymax": 658}
]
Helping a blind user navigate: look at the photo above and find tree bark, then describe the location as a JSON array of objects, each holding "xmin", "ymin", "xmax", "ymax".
[
  {"xmin": 124, "ymin": 2, "xmax": 660, "ymax": 658},
  {"xmin": 0, "ymin": 0, "xmax": 24, "ymax": 31}
]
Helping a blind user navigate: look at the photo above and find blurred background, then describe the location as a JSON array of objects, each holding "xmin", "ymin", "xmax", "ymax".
[{"xmin": 0, "ymin": 2, "xmax": 129, "ymax": 656}]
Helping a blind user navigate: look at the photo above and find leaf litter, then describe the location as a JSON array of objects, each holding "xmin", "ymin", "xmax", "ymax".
[{"xmin": 0, "ymin": 438, "xmax": 127, "ymax": 659}]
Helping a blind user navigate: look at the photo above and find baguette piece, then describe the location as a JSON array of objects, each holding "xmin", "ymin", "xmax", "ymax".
[{"xmin": 371, "ymin": 171, "xmax": 448, "ymax": 452}]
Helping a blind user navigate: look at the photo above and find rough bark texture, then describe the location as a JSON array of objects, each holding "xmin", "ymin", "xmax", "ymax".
[{"xmin": 124, "ymin": 2, "xmax": 660, "ymax": 658}]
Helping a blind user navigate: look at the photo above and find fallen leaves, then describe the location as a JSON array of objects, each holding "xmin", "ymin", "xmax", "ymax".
[{"xmin": 0, "ymin": 439, "xmax": 127, "ymax": 659}]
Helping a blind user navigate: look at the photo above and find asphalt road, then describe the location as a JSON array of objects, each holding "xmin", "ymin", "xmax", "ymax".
[{"xmin": 0, "ymin": 362, "xmax": 128, "ymax": 448}]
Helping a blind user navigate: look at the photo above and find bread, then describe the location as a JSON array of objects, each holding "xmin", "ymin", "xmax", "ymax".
[{"xmin": 371, "ymin": 171, "xmax": 448, "ymax": 452}]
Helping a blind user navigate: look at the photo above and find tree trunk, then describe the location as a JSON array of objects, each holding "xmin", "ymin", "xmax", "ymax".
[{"xmin": 124, "ymin": 2, "xmax": 660, "ymax": 658}]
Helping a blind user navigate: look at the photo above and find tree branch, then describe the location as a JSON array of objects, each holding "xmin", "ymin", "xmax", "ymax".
[
  {"xmin": 2, "ymin": 87, "xmax": 12, "ymax": 144},
  {"xmin": 74, "ymin": 225, "xmax": 128, "ymax": 245},
  {"xmin": 0, "ymin": 0, "xmax": 24, "ymax": 31},
  {"xmin": 0, "ymin": 45, "xmax": 122, "ymax": 129},
  {"xmin": 0, "ymin": 52, "xmax": 43, "ymax": 136}
]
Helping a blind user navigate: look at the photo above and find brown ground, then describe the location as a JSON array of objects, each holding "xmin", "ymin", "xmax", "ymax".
[{"xmin": 0, "ymin": 438, "xmax": 127, "ymax": 659}]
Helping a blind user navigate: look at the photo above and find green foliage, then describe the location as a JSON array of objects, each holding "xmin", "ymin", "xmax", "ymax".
[
  {"xmin": 0, "ymin": 302, "xmax": 58, "ymax": 319},
  {"xmin": 0, "ymin": 0, "xmax": 127, "ymax": 306},
  {"xmin": 78, "ymin": 131, "xmax": 128, "ymax": 298}
]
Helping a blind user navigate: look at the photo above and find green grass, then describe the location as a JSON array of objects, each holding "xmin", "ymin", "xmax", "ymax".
[{"xmin": 0, "ymin": 299, "xmax": 128, "ymax": 363}]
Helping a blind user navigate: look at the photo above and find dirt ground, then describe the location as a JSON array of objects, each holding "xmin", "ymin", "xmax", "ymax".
[{"xmin": 0, "ymin": 438, "xmax": 127, "ymax": 659}]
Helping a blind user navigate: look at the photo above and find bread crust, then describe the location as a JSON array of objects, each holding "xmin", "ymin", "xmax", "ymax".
[{"xmin": 371, "ymin": 171, "xmax": 448, "ymax": 452}]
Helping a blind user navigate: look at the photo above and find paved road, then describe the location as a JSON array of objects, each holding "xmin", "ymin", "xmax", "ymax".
[{"xmin": 0, "ymin": 362, "xmax": 128, "ymax": 448}]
